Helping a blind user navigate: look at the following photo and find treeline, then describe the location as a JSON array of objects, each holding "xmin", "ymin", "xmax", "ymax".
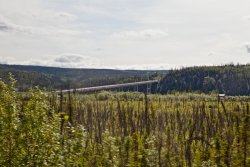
[
  {"xmin": 159, "ymin": 64, "xmax": 250, "ymax": 95},
  {"xmin": 0, "ymin": 69, "xmax": 57, "ymax": 91}
]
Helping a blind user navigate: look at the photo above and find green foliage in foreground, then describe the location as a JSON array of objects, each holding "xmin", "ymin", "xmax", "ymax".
[
  {"xmin": 0, "ymin": 75, "xmax": 85, "ymax": 166},
  {"xmin": 0, "ymin": 76, "xmax": 250, "ymax": 166}
]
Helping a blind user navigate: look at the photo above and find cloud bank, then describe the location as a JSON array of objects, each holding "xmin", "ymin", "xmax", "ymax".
[
  {"xmin": 0, "ymin": 53, "xmax": 100, "ymax": 68},
  {"xmin": 0, "ymin": 0, "xmax": 250, "ymax": 69}
]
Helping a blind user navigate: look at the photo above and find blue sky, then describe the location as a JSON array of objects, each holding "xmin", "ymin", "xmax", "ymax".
[{"xmin": 0, "ymin": 0, "xmax": 250, "ymax": 69}]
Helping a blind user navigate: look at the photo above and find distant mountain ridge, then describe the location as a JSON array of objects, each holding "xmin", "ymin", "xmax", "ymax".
[{"xmin": 0, "ymin": 64, "xmax": 167, "ymax": 76}]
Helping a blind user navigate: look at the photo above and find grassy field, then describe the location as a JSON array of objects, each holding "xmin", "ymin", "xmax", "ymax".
[{"xmin": 0, "ymin": 77, "xmax": 249, "ymax": 166}]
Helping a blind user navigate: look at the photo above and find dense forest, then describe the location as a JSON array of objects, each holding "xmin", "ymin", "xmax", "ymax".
[
  {"xmin": 0, "ymin": 64, "xmax": 165, "ymax": 91},
  {"xmin": 159, "ymin": 64, "xmax": 250, "ymax": 95},
  {"xmin": 0, "ymin": 75, "xmax": 249, "ymax": 166}
]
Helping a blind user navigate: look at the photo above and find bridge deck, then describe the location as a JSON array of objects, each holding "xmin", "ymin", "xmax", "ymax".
[{"xmin": 57, "ymin": 80, "xmax": 159, "ymax": 93}]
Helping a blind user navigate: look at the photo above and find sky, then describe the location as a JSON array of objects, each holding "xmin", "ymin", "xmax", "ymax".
[{"xmin": 0, "ymin": 0, "xmax": 250, "ymax": 70}]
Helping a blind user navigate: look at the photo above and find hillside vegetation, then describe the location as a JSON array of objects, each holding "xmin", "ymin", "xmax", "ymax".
[{"xmin": 160, "ymin": 64, "xmax": 250, "ymax": 95}]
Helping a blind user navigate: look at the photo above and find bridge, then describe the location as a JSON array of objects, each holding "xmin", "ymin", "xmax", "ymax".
[{"xmin": 57, "ymin": 80, "xmax": 159, "ymax": 94}]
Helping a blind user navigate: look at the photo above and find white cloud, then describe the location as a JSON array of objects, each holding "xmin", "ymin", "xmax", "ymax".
[
  {"xmin": 54, "ymin": 12, "xmax": 77, "ymax": 21},
  {"xmin": 55, "ymin": 54, "xmax": 83, "ymax": 63},
  {"xmin": 0, "ymin": 60, "xmax": 8, "ymax": 64},
  {"xmin": 242, "ymin": 15, "xmax": 250, "ymax": 21},
  {"xmin": 111, "ymin": 29, "xmax": 168, "ymax": 40},
  {"xmin": 247, "ymin": 47, "xmax": 250, "ymax": 54},
  {"xmin": 246, "ymin": 45, "xmax": 250, "ymax": 53},
  {"xmin": 0, "ymin": 53, "xmax": 100, "ymax": 68},
  {"xmin": 241, "ymin": 42, "xmax": 250, "ymax": 54},
  {"xmin": 47, "ymin": 53, "xmax": 100, "ymax": 68}
]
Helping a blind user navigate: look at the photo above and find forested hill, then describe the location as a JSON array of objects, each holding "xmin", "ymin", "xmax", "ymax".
[
  {"xmin": 159, "ymin": 64, "xmax": 250, "ymax": 95},
  {"xmin": 0, "ymin": 64, "xmax": 166, "ymax": 91}
]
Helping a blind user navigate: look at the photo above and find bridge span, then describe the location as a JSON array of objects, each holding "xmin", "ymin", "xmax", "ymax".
[{"xmin": 57, "ymin": 80, "xmax": 159, "ymax": 93}]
